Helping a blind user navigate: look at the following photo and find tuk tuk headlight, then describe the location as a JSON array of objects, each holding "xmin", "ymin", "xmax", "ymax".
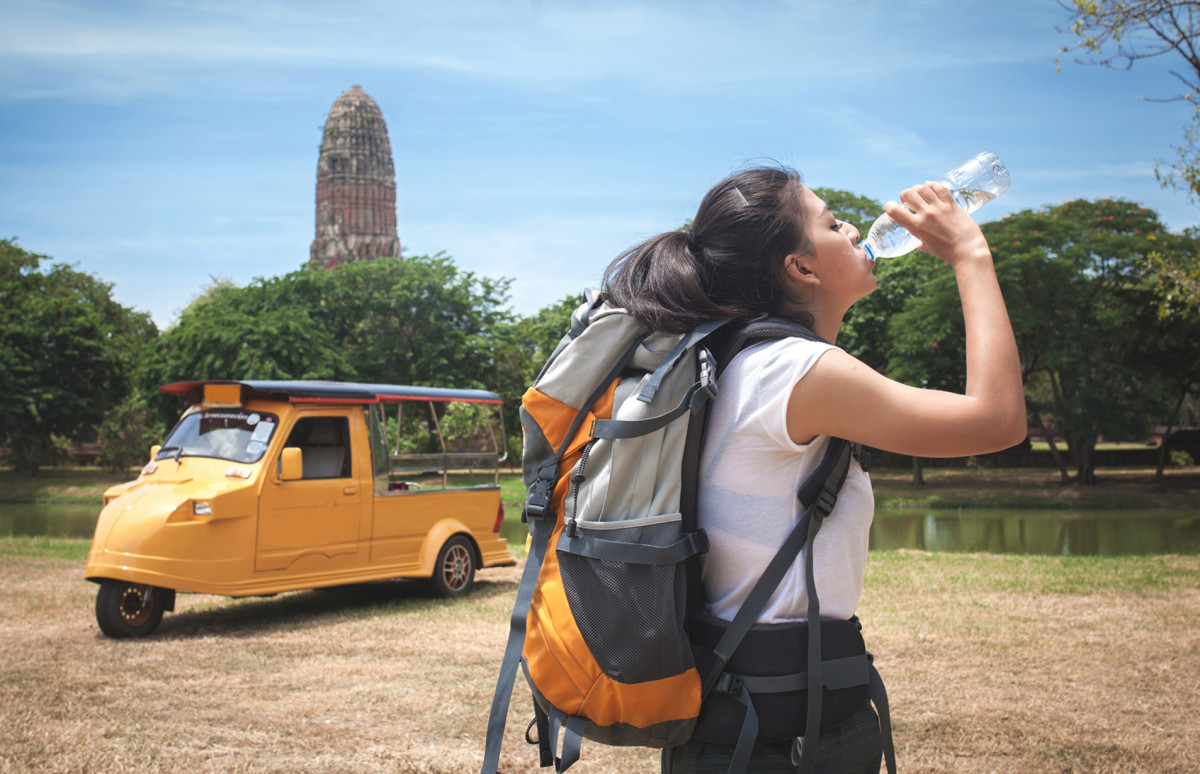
[{"xmin": 193, "ymin": 500, "xmax": 213, "ymax": 517}]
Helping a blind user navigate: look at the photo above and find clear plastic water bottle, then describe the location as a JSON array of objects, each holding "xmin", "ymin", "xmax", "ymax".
[{"xmin": 859, "ymin": 151, "xmax": 1011, "ymax": 261}]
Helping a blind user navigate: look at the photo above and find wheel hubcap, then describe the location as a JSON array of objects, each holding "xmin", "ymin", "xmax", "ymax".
[
  {"xmin": 117, "ymin": 584, "xmax": 153, "ymax": 625},
  {"xmin": 443, "ymin": 545, "xmax": 471, "ymax": 590}
]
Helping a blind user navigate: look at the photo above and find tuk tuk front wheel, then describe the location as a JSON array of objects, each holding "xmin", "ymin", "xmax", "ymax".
[
  {"xmin": 95, "ymin": 579, "xmax": 166, "ymax": 638},
  {"xmin": 430, "ymin": 536, "xmax": 475, "ymax": 598}
]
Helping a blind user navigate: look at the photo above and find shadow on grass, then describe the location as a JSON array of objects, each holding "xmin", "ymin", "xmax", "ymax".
[{"xmin": 150, "ymin": 573, "xmax": 519, "ymax": 640}]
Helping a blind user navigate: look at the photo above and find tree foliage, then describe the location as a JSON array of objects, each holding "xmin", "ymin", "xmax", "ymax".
[
  {"xmin": 982, "ymin": 198, "xmax": 1181, "ymax": 483},
  {"xmin": 1133, "ymin": 225, "xmax": 1200, "ymax": 474},
  {"xmin": 811, "ymin": 187, "xmax": 882, "ymax": 234},
  {"xmin": 279, "ymin": 255, "xmax": 514, "ymax": 388},
  {"xmin": 96, "ymin": 395, "xmax": 165, "ymax": 472},
  {"xmin": 496, "ymin": 293, "xmax": 585, "ymax": 459},
  {"xmin": 0, "ymin": 239, "xmax": 157, "ymax": 474},
  {"xmin": 142, "ymin": 254, "xmax": 517, "ymax": 429},
  {"xmin": 149, "ymin": 255, "xmax": 512, "ymax": 382},
  {"xmin": 1143, "ymin": 224, "xmax": 1200, "ymax": 312},
  {"xmin": 1056, "ymin": 0, "xmax": 1200, "ymax": 201}
]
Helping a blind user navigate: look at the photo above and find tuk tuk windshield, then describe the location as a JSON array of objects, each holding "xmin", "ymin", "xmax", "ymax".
[{"xmin": 156, "ymin": 409, "xmax": 279, "ymax": 464}]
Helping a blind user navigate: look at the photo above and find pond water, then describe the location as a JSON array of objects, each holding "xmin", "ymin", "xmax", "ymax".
[
  {"xmin": 869, "ymin": 507, "xmax": 1200, "ymax": 556},
  {"xmin": 5, "ymin": 503, "xmax": 1199, "ymax": 557},
  {"xmin": 1, "ymin": 503, "xmax": 104, "ymax": 539}
]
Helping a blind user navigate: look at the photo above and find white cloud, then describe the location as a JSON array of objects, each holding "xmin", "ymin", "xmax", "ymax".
[{"xmin": 0, "ymin": 0, "xmax": 1073, "ymax": 102}]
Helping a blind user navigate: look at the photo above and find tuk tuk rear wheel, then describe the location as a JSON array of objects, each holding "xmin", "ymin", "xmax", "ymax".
[
  {"xmin": 430, "ymin": 536, "xmax": 475, "ymax": 598},
  {"xmin": 96, "ymin": 579, "xmax": 166, "ymax": 638}
]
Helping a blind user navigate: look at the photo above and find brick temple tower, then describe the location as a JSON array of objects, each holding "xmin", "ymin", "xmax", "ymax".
[{"xmin": 309, "ymin": 85, "xmax": 402, "ymax": 268}]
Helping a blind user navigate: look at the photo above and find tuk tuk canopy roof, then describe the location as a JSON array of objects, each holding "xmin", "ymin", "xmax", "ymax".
[{"xmin": 159, "ymin": 380, "xmax": 503, "ymax": 406}]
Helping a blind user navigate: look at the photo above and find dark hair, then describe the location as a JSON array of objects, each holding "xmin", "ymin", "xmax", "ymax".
[{"xmin": 602, "ymin": 165, "xmax": 812, "ymax": 334}]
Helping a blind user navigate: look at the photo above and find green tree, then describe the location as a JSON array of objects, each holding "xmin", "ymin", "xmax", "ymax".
[
  {"xmin": 144, "ymin": 279, "xmax": 351, "ymax": 382},
  {"xmin": 982, "ymin": 199, "xmax": 1173, "ymax": 484},
  {"xmin": 0, "ymin": 239, "xmax": 157, "ymax": 474},
  {"xmin": 139, "ymin": 272, "xmax": 355, "ymax": 428},
  {"xmin": 1056, "ymin": 0, "xmax": 1200, "ymax": 201},
  {"xmin": 811, "ymin": 187, "xmax": 882, "ymax": 234},
  {"xmin": 1133, "ymin": 228, "xmax": 1200, "ymax": 476},
  {"xmin": 1143, "ymin": 225, "xmax": 1200, "ymax": 312},
  {"xmin": 283, "ymin": 254, "xmax": 514, "ymax": 390},
  {"xmin": 143, "ymin": 254, "xmax": 515, "ymax": 429},
  {"xmin": 494, "ymin": 294, "xmax": 585, "ymax": 460},
  {"xmin": 510, "ymin": 294, "xmax": 585, "ymax": 373},
  {"xmin": 96, "ymin": 395, "xmax": 165, "ymax": 472}
]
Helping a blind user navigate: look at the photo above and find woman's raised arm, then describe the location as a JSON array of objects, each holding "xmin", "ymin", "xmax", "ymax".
[{"xmin": 787, "ymin": 182, "xmax": 1026, "ymax": 458}]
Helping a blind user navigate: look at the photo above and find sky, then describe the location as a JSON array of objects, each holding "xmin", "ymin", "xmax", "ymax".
[{"xmin": 2, "ymin": 0, "xmax": 1197, "ymax": 328}]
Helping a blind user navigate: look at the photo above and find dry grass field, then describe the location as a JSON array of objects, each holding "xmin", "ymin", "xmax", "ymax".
[{"xmin": 1, "ymin": 538, "xmax": 1198, "ymax": 773}]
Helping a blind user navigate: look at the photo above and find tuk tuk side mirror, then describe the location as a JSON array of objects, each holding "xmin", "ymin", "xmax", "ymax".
[
  {"xmin": 149, "ymin": 445, "xmax": 161, "ymax": 460},
  {"xmin": 279, "ymin": 447, "xmax": 303, "ymax": 481}
]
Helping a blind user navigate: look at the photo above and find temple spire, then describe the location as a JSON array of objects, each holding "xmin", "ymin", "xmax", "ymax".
[{"xmin": 310, "ymin": 85, "xmax": 402, "ymax": 268}]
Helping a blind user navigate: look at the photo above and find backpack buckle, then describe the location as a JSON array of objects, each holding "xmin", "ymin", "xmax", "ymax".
[
  {"xmin": 692, "ymin": 349, "xmax": 719, "ymax": 407},
  {"xmin": 525, "ymin": 476, "xmax": 553, "ymax": 519},
  {"xmin": 714, "ymin": 673, "xmax": 743, "ymax": 696},
  {"xmin": 852, "ymin": 442, "xmax": 872, "ymax": 472},
  {"xmin": 815, "ymin": 479, "xmax": 839, "ymax": 517}
]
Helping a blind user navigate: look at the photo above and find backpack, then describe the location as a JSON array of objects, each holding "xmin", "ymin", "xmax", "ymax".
[{"xmin": 481, "ymin": 292, "xmax": 897, "ymax": 774}]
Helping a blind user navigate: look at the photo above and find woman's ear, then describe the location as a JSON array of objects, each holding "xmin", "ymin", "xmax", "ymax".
[{"xmin": 785, "ymin": 253, "xmax": 820, "ymax": 288}]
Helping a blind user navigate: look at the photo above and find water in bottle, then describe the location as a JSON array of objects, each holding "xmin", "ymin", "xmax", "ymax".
[{"xmin": 860, "ymin": 151, "xmax": 1010, "ymax": 261}]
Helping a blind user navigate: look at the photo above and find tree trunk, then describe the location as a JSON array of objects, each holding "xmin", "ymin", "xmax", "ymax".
[
  {"xmin": 911, "ymin": 456, "xmax": 925, "ymax": 486},
  {"xmin": 1155, "ymin": 391, "xmax": 1188, "ymax": 480},
  {"xmin": 1074, "ymin": 443, "xmax": 1098, "ymax": 486},
  {"xmin": 1156, "ymin": 427, "xmax": 1174, "ymax": 480},
  {"xmin": 1035, "ymin": 411, "xmax": 1070, "ymax": 484},
  {"xmin": 1060, "ymin": 431, "xmax": 1098, "ymax": 486}
]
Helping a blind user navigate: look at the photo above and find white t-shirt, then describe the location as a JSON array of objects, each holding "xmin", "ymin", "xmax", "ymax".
[{"xmin": 698, "ymin": 337, "xmax": 874, "ymax": 623}]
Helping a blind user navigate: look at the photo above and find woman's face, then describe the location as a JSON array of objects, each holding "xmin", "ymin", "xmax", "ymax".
[{"xmin": 795, "ymin": 185, "xmax": 877, "ymax": 306}]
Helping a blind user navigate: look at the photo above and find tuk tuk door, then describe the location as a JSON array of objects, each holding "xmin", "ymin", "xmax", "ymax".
[{"xmin": 256, "ymin": 411, "xmax": 365, "ymax": 572}]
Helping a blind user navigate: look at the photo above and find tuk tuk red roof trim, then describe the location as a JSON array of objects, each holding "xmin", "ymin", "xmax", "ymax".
[{"xmin": 159, "ymin": 380, "xmax": 503, "ymax": 406}]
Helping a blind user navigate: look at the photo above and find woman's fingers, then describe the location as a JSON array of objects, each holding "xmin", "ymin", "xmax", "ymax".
[
  {"xmin": 902, "ymin": 182, "xmax": 949, "ymax": 209},
  {"xmin": 884, "ymin": 182, "xmax": 988, "ymax": 267}
]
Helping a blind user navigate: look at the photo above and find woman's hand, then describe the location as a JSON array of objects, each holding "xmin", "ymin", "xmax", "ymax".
[{"xmin": 885, "ymin": 182, "xmax": 990, "ymax": 270}]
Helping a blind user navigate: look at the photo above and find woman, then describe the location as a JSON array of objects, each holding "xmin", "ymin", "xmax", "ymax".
[{"xmin": 602, "ymin": 166, "xmax": 1025, "ymax": 773}]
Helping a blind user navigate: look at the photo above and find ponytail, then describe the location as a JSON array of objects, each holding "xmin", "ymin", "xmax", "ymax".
[
  {"xmin": 603, "ymin": 231, "xmax": 731, "ymax": 333},
  {"xmin": 603, "ymin": 166, "xmax": 812, "ymax": 334}
]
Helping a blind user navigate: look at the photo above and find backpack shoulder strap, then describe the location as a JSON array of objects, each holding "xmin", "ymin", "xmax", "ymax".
[
  {"xmin": 708, "ymin": 314, "xmax": 830, "ymax": 375},
  {"xmin": 687, "ymin": 315, "xmax": 883, "ymax": 774},
  {"xmin": 681, "ymin": 313, "xmax": 834, "ymax": 544}
]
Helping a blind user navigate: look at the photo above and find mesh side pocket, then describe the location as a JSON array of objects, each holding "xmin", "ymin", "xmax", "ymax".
[{"xmin": 557, "ymin": 517, "xmax": 694, "ymax": 684}]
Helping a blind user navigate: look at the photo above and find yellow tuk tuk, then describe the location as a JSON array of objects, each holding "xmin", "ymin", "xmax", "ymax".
[{"xmin": 85, "ymin": 380, "xmax": 514, "ymax": 638}]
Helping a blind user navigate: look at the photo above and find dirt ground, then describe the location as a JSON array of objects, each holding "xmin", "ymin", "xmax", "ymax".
[{"xmin": 2, "ymin": 549, "xmax": 1199, "ymax": 773}]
